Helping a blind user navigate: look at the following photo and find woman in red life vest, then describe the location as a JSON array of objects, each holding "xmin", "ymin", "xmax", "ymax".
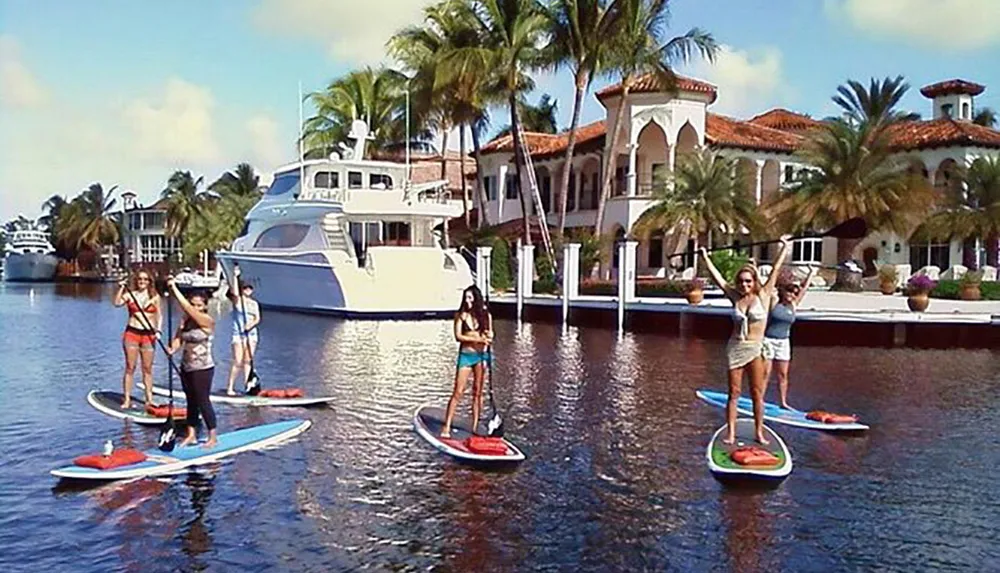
[{"xmin": 112, "ymin": 270, "xmax": 161, "ymax": 409}]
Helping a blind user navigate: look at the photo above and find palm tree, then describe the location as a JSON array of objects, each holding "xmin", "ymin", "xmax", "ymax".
[
  {"xmin": 441, "ymin": 0, "xmax": 549, "ymax": 245},
  {"xmin": 53, "ymin": 183, "xmax": 120, "ymax": 269},
  {"xmin": 973, "ymin": 107, "xmax": 997, "ymax": 129},
  {"xmin": 495, "ymin": 93, "xmax": 560, "ymax": 135},
  {"xmin": 594, "ymin": 0, "xmax": 717, "ymax": 241},
  {"xmin": 209, "ymin": 163, "xmax": 260, "ymax": 198},
  {"xmin": 161, "ymin": 171, "xmax": 206, "ymax": 239},
  {"xmin": 917, "ymin": 155, "xmax": 1000, "ymax": 267},
  {"xmin": 832, "ymin": 75, "xmax": 921, "ymax": 127},
  {"xmin": 633, "ymin": 148, "xmax": 761, "ymax": 272},
  {"xmin": 303, "ymin": 67, "xmax": 415, "ymax": 159},
  {"xmin": 546, "ymin": 0, "xmax": 619, "ymax": 237},
  {"xmin": 38, "ymin": 194, "xmax": 70, "ymax": 255}
]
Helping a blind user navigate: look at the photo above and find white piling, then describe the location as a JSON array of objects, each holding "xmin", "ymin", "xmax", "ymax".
[
  {"xmin": 562, "ymin": 243, "xmax": 581, "ymax": 328},
  {"xmin": 617, "ymin": 241, "xmax": 638, "ymax": 334},
  {"xmin": 476, "ymin": 245, "xmax": 493, "ymax": 295}
]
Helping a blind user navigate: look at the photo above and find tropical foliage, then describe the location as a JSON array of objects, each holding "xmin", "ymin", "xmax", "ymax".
[{"xmin": 494, "ymin": 94, "xmax": 560, "ymax": 135}]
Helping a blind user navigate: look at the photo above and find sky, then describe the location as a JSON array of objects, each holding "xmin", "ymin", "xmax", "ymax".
[{"xmin": 2, "ymin": 0, "xmax": 1000, "ymax": 221}]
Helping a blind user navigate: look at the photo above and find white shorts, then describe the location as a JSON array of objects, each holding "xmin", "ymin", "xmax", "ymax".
[
  {"xmin": 232, "ymin": 334, "xmax": 258, "ymax": 346},
  {"xmin": 764, "ymin": 337, "xmax": 791, "ymax": 362}
]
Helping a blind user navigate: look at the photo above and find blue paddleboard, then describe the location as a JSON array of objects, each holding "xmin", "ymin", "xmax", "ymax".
[
  {"xmin": 51, "ymin": 419, "xmax": 311, "ymax": 480},
  {"xmin": 696, "ymin": 390, "xmax": 869, "ymax": 431}
]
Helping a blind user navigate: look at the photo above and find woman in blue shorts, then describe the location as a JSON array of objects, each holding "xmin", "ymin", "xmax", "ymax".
[{"xmin": 440, "ymin": 285, "xmax": 493, "ymax": 438}]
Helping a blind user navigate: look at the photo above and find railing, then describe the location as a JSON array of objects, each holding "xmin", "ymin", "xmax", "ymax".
[{"xmin": 300, "ymin": 188, "xmax": 349, "ymax": 203}]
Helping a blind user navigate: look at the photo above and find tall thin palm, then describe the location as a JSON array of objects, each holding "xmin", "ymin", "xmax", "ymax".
[
  {"xmin": 161, "ymin": 171, "xmax": 206, "ymax": 239},
  {"xmin": 918, "ymin": 156, "xmax": 1000, "ymax": 266},
  {"xmin": 58, "ymin": 183, "xmax": 120, "ymax": 263},
  {"xmin": 833, "ymin": 76, "xmax": 921, "ymax": 128},
  {"xmin": 594, "ymin": 0, "xmax": 717, "ymax": 242},
  {"xmin": 495, "ymin": 94, "xmax": 560, "ymax": 135},
  {"xmin": 973, "ymin": 107, "xmax": 997, "ymax": 129},
  {"xmin": 546, "ymin": 0, "xmax": 618, "ymax": 237},
  {"xmin": 209, "ymin": 163, "xmax": 260, "ymax": 198},
  {"xmin": 441, "ymin": 0, "xmax": 549, "ymax": 244},
  {"xmin": 634, "ymin": 149, "xmax": 761, "ymax": 270}
]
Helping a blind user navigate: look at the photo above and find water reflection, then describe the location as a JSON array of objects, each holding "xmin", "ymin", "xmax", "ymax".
[
  {"xmin": 180, "ymin": 471, "xmax": 217, "ymax": 571},
  {"xmin": 720, "ymin": 490, "xmax": 776, "ymax": 573}
]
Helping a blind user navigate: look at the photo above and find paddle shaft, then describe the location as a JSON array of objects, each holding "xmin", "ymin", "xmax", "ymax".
[
  {"xmin": 664, "ymin": 217, "xmax": 867, "ymax": 261},
  {"xmin": 122, "ymin": 281, "xmax": 185, "ymax": 383},
  {"xmin": 230, "ymin": 268, "xmax": 259, "ymax": 385}
]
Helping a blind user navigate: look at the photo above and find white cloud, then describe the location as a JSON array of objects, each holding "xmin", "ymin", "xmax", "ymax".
[
  {"xmin": 122, "ymin": 78, "xmax": 220, "ymax": 165},
  {"xmin": 685, "ymin": 45, "xmax": 792, "ymax": 117},
  {"xmin": 825, "ymin": 0, "xmax": 1000, "ymax": 50},
  {"xmin": 0, "ymin": 35, "xmax": 49, "ymax": 108},
  {"xmin": 245, "ymin": 114, "xmax": 285, "ymax": 167},
  {"xmin": 251, "ymin": 0, "xmax": 434, "ymax": 65}
]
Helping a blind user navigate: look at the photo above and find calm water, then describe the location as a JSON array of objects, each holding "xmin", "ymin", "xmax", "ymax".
[{"xmin": 1, "ymin": 283, "xmax": 998, "ymax": 572}]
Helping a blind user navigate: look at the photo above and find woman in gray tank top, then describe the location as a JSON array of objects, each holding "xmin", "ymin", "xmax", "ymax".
[
  {"xmin": 166, "ymin": 277, "xmax": 219, "ymax": 448},
  {"xmin": 763, "ymin": 266, "xmax": 817, "ymax": 410}
]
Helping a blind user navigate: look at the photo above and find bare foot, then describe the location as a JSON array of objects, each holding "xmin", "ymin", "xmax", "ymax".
[
  {"xmin": 226, "ymin": 388, "xmax": 236, "ymax": 396},
  {"xmin": 202, "ymin": 437, "xmax": 218, "ymax": 449},
  {"xmin": 722, "ymin": 435, "xmax": 736, "ymax": 445},
  {"xmin": 440, "ymin": 429, "xmax": 451, "ymax": 439},
  {"xmin": 756, "ymin": 433, "xmax": 771, "ymax": 445},
  {"xmin": 179, "ymin": 433, "xmax": 197, "ymax": 448},
  {"xmin": 780, "ymin": 402, "xmax": 791, "ymax": 410},
  {"xmin": 121, "ymin": 400, "xmax": 132, "ymax": 410}
]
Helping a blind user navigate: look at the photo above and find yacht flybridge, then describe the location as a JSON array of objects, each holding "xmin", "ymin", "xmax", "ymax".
[{"xmin": 215, "ymin": 120, "xmax": 473, "ymax": 317}]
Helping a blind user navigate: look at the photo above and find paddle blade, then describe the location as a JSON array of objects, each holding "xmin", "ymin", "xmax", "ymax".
[
  {"xmin": 486, "ymin": 413, "xmax": 505, "ymax": 438},
  {"xmin": 246, "ymin": 372, "xmax": 261, "ymax": 396},
  {"xmin": 158, "ymin": 424, "xmax": 176, "ymax": 452},
  {"xmin": 825, "ymin": 217, "xmax": 867, "ymax": 239}
]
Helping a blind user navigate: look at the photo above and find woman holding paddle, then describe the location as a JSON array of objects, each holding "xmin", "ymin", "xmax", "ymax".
[
  {"xmin": 112, "ymin": 269, "xmax": 161, "ymax": 409},
  {"xmin": 165, "ymin": 278, "xmax": 218, "ymax": 448},
  {"xmin": 440, "ymin": 285, "xmax": 493, "ymax": 439},
  {"xmin": 700, "ymin": 236, "xmax": 791, "ymax": 445},
  {"xmin": 225, "ymin": 265, "xmax": 261, "ymax": 396}
]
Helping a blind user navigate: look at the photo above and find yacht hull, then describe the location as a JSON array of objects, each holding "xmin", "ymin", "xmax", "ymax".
[{"xmin": 3, "ymin": 252, "xmax": 58, "ymax": 282}]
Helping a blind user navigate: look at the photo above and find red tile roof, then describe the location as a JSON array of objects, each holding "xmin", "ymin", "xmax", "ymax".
[
  {"xmin": 919, "ymin": 79, "xmax": 986, "ymax": 98},
  {"xmin": 596, "ymin": 73, "xmax": 718, "ymax": 104},
  {"xmin": 480, "ymin": 120, "xmax": 606, "ymax": 159},
  {"xmin": 887, "ymin": 118, "xmax": 1000, "ymax": 151},
  {"xmin": 748, "ymin": 108, "xmax": 823, "ymax": 133},
  {"xmin": 705, "ymin": 113, "xmax": 804, "ymax": 153}
]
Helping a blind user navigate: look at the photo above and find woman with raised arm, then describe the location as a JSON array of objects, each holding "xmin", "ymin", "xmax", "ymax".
[
  {"xmin": 225, "ymin": 265, "xmax": 260, "ymax": 395},
  {"xmin": 440, "ymin": 285, "xmax": 493, "ymax": 439},
  {"xmin": 700, "ymin": 235, "xmax": 792, "ymax": 445},
  {"xmin": 112, "ymin": 269, "xmax": 161, "ymax": 409},
  {"xmin": 166, "ymin": 278, "xmax": 218, "ymax": 448},
  {"xmin": 763, "ymin": 265, "xmax": 818, "ymax": 409}
]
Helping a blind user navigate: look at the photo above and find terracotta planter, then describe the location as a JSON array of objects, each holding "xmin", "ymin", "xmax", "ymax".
[
  {"xmin": 686, "ymin": 290, "xmax": 704, "ymax": 305},
  {"xmin": 879, "ymin": 281, "xmax": 896, "ymax": 295},
  {"xmin": 907, "ymin": 292, "xmax": 930, "ymax": 312},
  {"xmin": 959, "ymin": 284, "xmax": 981, "ymax": 301}
]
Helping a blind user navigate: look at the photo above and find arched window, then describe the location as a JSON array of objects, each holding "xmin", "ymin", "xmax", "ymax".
[{"xmin": 253, "ymin": 224, "xmax": 311, "ymax": 249}]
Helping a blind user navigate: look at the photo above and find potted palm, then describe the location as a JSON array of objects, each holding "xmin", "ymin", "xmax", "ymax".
[
  {"xmin": 878, "ymin": 265, "xmax": 898, "ymax": 295},
  {"xmin": 906, "ymin": 274, "xmax": 936, "ymax": 312},
  {"xmin": 959, "ymin": 270, "xmax": 983, "ymax": 301},
  {"xmin": 685, "ymin": 277, "xmax": 706, "ymax": 305}
]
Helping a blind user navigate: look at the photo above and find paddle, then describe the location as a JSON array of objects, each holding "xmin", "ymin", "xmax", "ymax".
[
  {"xmin": 482, "ymin": 289, "xmax": 504, "ymax": 438},
  {"xmin": 665, "ymin": 217, "xmax": 868, "ymax": 261},
  {"xmin": 121, "ymin": 278, "xmax": 178, "ymax": 452},
  {"xmin": 231, "ymin": 266, "xmax": 261, "ymax": 396}
]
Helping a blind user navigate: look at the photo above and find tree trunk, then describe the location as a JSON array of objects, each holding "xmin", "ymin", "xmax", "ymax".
[
  {"xmin": 557, "ymin": 70, "xmax": 588, "ymax": 238},
  {"xmin": 592, "ymin": 75, "xmax": 633, "ymax": 277},
  {"xmin": 509, "ymin": 91, "xmax": 532, "ymax": 246},
  {"xmin": 460, "ymin": 125, "xmax": 470, "ymax": 229},
  {"xmin": 471, "ymin": 125, "xmax": 490, "ymax": 228},
  {"xmin": 440, "ymin": 125, "xmax": 450, "ymax": 181},
  {"xmin": 832, "ymin": 236, "xmax": 863, "ymax": 291},
  {"xmin": 962, "ymin": 237, "xmax": 977, "ymax": 270},
  {"xmin": 987, "ymin": 231, "xmax": 998, "ymax": 267}
]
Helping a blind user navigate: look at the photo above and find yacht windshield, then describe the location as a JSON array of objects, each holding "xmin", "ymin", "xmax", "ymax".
[{"xmin": 266, "ymin": 171, "xmax": 300, "ymax": 197}]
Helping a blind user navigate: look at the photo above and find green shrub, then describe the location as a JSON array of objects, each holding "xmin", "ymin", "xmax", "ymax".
[
  {"xmin": 709, "ymin": 250, "xmax": 750, "ymax": 283},
  {"xmin": 931, "ymin": 279, "xmax": 1000, "ymax": 300},
  {"xmin": 490, "ymin": 238, "xmax": 513, "ymax": 291},
  {"xmin": 579, "ymin": 278, "xmax": 694, "ymax": 298},
  {"xmin": 533, "ymin": 253, "xmax": 558, "ymax": 294}
]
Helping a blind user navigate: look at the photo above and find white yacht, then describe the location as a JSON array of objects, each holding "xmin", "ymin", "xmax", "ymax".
[
  {"xmin": 215, "ymin": 121, "xmax": 474, "ymax": 318},
  {"xmin": 3, "ymin": 229, "xmax": 59, "ymax": 282}
]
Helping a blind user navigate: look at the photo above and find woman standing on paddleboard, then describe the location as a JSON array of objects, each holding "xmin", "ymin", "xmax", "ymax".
[
  {"xmin": 166, "ymin": 278, "xmax": 218, "ymax": 448},
  {"xmin": 700, "ymin": 236, "xmax": 791, "ymax": 445},
  {"xmin": 112, "ymin": 270, "xmax": 161, "ymax": 409},
  {"xmin": 225, "ymin": 265, "xmax": 260, "ymax": 396},
  {"xmin": 763, "ymin": 266, "xmax": 817, "ymax": 409},
  {"xmin": 440, "ymin": 285, "xmax": 493, "ymax": 439}
]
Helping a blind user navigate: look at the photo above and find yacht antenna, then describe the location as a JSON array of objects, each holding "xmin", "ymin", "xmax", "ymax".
[
  {"xmin": 298, "ymin": 80, "xmax": 305, "ymax": 195},
  {"xmin": 405, "ymin": 77, "xmax": 411, "ymax": 187}
]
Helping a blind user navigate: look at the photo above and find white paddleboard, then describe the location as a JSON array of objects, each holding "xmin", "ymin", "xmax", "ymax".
[
  {"xmin": 413, "ymin": 404, "xmax": 525, "ymax": 464},
  {"xmin": 51, "ymin": 419, "xmax": 312, "ymax": 480},
  {"xmin": 707, "ymin": 419, "xmax": 792, "ymax": 482},
  {"xmin": 87, "ymin": 390, "xmax": 187, "ymax": 426},
  {"xmin": 696, "ymin": 389, "xmax": 869, "ymax": 431},
  {"xmin": 150, "ymin": 384, "xmax": 334, "ymax": 407}
]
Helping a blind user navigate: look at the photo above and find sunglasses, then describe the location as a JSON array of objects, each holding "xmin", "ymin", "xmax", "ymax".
[{"xmin": 137, "ymin": 277, "xmax": 150, "ymax": 282}]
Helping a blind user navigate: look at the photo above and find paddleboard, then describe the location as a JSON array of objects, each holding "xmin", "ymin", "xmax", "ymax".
[
  {"xmin": 696, "ymin": 389, "xmax": 869, "ymax": 431},
  {"xmin": 86, "ymin": 390, "xmax": 188, "ymax": 426},
  {"xmin": 707, "ymin": 419, "xmax": 791, "ymax": 482},
  {"xmin": 150, "ymin": 384, "xmax": 334, "ymax": 407},
  {"xmin": 51, "ymin": 419, "xmax": 311, "ymax": 480},
  {"xmin": 413, "ymin": 404, "xmax": 525, "ymax": 464}
]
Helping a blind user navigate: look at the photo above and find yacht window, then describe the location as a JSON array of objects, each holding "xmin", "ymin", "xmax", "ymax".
[
  {"xmin": 314, "ymin": 171, "xmax": 339, "ymax": 189},
  {"xmin": 365, "ymin": 222, "xmax": 382, "ymax": 245},
  {"xmin": 369, "ymin": 173, "xmax": 393, "ymax": 189},
  {"xmin": 253, "ymin": 224, "xmax": 311, "ymax": 249},
  {"xmin": 266, "ymin": 172, "xmax": 300, "ymax": 196},
  {"xmin": 348, "ymin": 171, "xmax": 363, "ymax": 189},
  {"xmin": 385, "ymin": 222, "xmax": 411, "ymax": 245}
]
